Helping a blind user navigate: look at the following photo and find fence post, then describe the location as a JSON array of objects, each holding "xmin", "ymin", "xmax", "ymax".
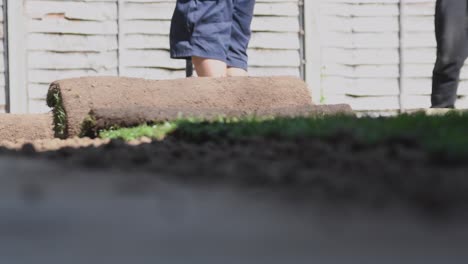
[
  {"xmin": 303, "ymin": 0, "xmax": 322, "ymax": 104},
  {"xmin": 117, "ymin": 0, "xmax": 124, "ymax": 77},
  {"xmin": 6, "ymin": 0, "xmax": 28, "ymax": 113},
  {"xmin": 398, "ymin": 0, "xmax": 406, "ymax": 112}
]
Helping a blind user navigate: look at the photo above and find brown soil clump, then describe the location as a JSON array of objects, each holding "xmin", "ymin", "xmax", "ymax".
[
  {"xmin": 48, "ymin": 76, "xmax": 314, "ymax": 138},
  {"xmin": 0, "ymin": 114, "xmax": 54, "ymax": 142},
  {"xmin": 0, "ymin": 137, "xmax": 156, "ymax": 152},
  {"xmin": 0, "ymin": 137, "xmax": 110, "ymax": 152}
]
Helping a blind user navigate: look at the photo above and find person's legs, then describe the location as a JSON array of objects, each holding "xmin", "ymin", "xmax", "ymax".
[
  {"xmin": 432, "ymin": 0, "xmax": 468, "ymax": 108},
  {"xmin": 226, "ymin": 0, "xmax": 255, "ymax": 77},
  {"xmin": 170, "ymin": 0, "xmax": 194, "ymax": 60},
  {"xmin": 170, "ymin": 0, "xmax": 233, "ymax": 77}
]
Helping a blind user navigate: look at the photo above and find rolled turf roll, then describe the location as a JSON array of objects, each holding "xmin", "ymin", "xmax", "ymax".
[
  {"xmin": 47, "ymin": 76, "xmax": 315, "ymax": 138},
  {"xmin": 0, "ymin": 114, "xmax": 54, "ymax": 142}
]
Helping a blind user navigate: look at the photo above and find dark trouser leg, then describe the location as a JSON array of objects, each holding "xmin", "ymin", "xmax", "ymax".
[
  {"xmin": 432, "ymin": 0, "xmax": 468, "ymax": 108},
  {"xmin": 226, "ymin": 0, "xmax": 255, "ymax": 71}
]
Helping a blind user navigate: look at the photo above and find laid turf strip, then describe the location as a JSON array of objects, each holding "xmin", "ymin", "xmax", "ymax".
[
  {"xmin": 100, "ymin": 112, "xmax": 468, "ymax": 156},
  {"xmin": 0, "ymin": 114, "xmax": 54, "ymax": 142},
  {"xmin": 47, "ymin": 76, "xmax": 314, "ymax": 138},
  {"xmin": 83, "ymin": 104, "xmax": 352, "ymax": 137}
]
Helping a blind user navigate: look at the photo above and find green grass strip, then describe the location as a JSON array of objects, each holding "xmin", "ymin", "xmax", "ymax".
[
  {"xmin": 99, "ymin": 112, "xmax": 468, "ymax": 156},
  {"xmin": 100, "ymin": 122, "xmax": 178, "ymax": 141}
]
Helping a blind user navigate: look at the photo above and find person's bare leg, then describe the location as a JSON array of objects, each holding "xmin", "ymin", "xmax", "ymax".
[
  {"xmin": 192, "ymin": 57, "xmax": 227, "ymax": 77},
  {"xmin": 226, "ymin": 67, "xmax": 248, "ymax": 77}
]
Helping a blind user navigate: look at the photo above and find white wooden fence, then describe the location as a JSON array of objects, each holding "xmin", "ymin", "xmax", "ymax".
[
  {"xmin": 0, "ymin": 1, "xmax": 6, "ymax": 113},
  {"xmin": 318, "ymin": 0, "xmax": 468, "ymax": 111},
  {"xmin": 1, "ymin": 0, "xmax": 467, "ymax": 113}
]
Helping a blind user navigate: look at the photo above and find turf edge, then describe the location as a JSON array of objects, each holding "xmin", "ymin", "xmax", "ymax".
[
  {"xmin": 99, "ymin": 113, "xmax": 468, "ymax": 157},
  {"xmin": 46, "ymin": 84, "xmax": 67, "ymax": 139}
]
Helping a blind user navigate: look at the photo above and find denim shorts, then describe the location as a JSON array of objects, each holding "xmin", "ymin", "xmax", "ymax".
[{"xmin": 170, "ymin": 0, "xmax": 255, "ymax": 70}]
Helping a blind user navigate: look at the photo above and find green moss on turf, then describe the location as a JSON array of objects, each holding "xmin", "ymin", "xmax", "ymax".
[
  {"xmin": 46, "ymin": 87, "xmax": 67, "ymax": 139},
  {"xmin": 80, "ymin": 114, "xmax": 98, "ymax": 138}
]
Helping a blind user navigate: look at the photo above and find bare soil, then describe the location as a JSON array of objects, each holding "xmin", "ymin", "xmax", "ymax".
[
  {"xmin": 1, "ymin": 131, "xmax": 467, "ymax": 213},
  {"xmin": 1, "ymin": 157, "xmax": 467, "ymax": 264},
  {"xmin": 49, "ymin": 76, "xmax": 315, "ymax": 137},
  {"xmin": 1, "ymin": 129, "xmax": 468, "ymax": 263}
]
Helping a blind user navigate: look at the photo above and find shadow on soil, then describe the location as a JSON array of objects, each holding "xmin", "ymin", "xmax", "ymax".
[
  {"xmin": 2, "ymin": 131, "xmax": 468, "ymax": 214},
  {"xmin": 1, "ymin": 133, "xmax": 468, "ymax": 263}
]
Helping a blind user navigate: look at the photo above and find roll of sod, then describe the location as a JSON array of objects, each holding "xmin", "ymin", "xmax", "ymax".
[
  {"xmin": 47, "ymin": 76, "xmax": 315, "ymax": 138},
  {"xmin": 0, "ymin": 114, "xmax": 54, "ymax": 142}
]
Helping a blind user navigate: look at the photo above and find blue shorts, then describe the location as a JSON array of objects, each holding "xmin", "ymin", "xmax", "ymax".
[{"xmin": 170, "ymin": 0, "xmax": 255, "ymax": 70}]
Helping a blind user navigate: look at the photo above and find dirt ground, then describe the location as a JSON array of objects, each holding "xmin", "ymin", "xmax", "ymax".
[
  {"xmin": 1, "ymin": 133, "xmax": 468, "ymax": 263},
  {"xmin": 1, "ymin": 133, "xmax": 468, "ymax": 212},
  {"xmin": 1, "ymin": 134, "xmax": 468, "ymax": 263}
]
